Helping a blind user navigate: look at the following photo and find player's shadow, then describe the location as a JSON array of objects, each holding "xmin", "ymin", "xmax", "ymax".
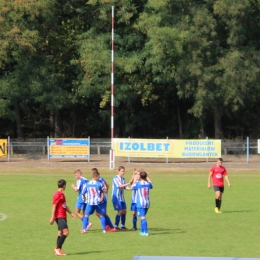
[
  {"xmin": 69, "ymin": 250, "xmax": 103, "ymax": 256},
  {"xmin": 148, "ymin": 227, "xmax": 185, "ymax": 235},
  {"xmin": 222, "ymin": 210, "xmax": 251, "ymax": 213}
]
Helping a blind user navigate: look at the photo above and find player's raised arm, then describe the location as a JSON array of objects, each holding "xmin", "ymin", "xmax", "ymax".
[
  {"xmin": 129, "ymin": 169, "xmax": 136, "ymax": 184},
  {"xmin": 118, "ymin": 181, "xmax": 131, "ymax": 188},
  {"xmin": 71, "ymin": 183, "xmax": 78, "ymax": 191},
  {"xmin": 146, "ymin": 171, "xmax": 152, "ymax": 183}
]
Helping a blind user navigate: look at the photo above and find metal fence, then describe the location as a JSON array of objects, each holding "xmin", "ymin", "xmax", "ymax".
[
  {"xmin": 6, "ymin": 138, "xmax": 111, "ymax": 160},
  {"xmin": 1, "ymin": 138, "xmax": 259, "ymax": 161},
  {"xmin": 222, "ymin": 140, "xmax": 258, "ymax": 155}
]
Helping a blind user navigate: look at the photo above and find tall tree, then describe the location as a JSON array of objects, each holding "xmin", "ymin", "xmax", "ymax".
[
  {"xmin": 76, "ymin": 0, "xmax": 194, "ymax": 138},
  {"xmin": 75, "ymin": 0, "xmax": 156, "ymax": 137},
  {"xmin": 176, "ymin": 0, "xmax": 260, "ymax": 138},
  {"xmin": 0, "ymin": 0, "xmax": 59, "ymax": 137}
]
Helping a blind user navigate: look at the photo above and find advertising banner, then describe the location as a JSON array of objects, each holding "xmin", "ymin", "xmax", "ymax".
[
  {"xmin": 0, "ymin": 139, "xmax": 7, "ymax": 158},
  {"xmin": 113, "ymin": 138, "xmax": 174, "ymax": 158},
  {"xmin": 49, "ymin": 139, "xmax": 90, "ymax": 158},
  {"xmin": 113, "ymin": 138, "xmax": 221, "ymax": 158},
  {"xmin": 171, "ymin": 139, "xmax": 221, "ymax": 158}
]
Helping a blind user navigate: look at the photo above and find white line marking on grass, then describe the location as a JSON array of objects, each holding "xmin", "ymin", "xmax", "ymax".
[{"xmin": 0, "ymin": 213, "xmax": 7, "ymax": 221}]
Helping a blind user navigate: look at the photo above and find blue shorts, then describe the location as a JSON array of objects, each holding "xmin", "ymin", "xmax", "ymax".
[
  {"xmin": 131, "ymin": 203, "xmax": 137, "ymax": 212},
  {"xmin": 75, "ymin": 201, "xmax": 87, "ymax": 211},
  {"xmin": 85, "ymin": 204, "xmax": 104, "ymax": 216},
  {"xmin": 113, "ymin": 201, "xmax": 127, "ymax": 211},
  {"xmin": 101, "ymin": 200, "xmax": 107, "ymax": 210},
  {"xmin": 137, "ymin": 208, "xmax": 148, "ymax": 217},
  {"xmin": 98, "ymin": 201, "xmax": 107, "ymax": 215}
]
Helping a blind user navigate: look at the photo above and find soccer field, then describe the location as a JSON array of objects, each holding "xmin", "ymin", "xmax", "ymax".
[{"xmin": 0, "ymin": 164, "xmax": 259, "ymax": 260}]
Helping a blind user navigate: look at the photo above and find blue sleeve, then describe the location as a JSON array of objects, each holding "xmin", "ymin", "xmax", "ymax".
[{"xmin": 131, "ymin": 185, "xmax": 136, "ymax": 190}]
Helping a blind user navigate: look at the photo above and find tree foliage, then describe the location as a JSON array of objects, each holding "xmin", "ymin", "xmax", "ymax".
[{"xmin": 1, "ymin": 0, "xmax": 260, "ymax": 139}]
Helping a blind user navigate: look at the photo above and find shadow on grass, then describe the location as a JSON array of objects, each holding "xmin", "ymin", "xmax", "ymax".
[
  {"xmin": 77, "ymin": 228, "xmax": 185, "ymax": 236},
  {"xmin": 222, "ymin": 210, "xmax": 251, "ymax": 213},
  {"xmin": 148, "ymin": 227, "xmax": 185, "ymax": 235},
  {"xmin": 68, "ymin": 250, "xmax": 103, "ymax": 256}
]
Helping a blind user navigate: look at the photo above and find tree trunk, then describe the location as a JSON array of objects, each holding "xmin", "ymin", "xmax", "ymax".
[
  {"xmin": 199, "ymin": 119, "xmax": 205, "ymax": 138},
  {"xmin": 14, "ymin": 99, "xmax": 23, "ymax": 138},
  {"xmin": 54, "ymin": 110, "xmax": 62, "ymax": 137},
  {"xmin": 213, "ymin": 108, "xmax": 223, "ymax": 139},
  {"xmin": 49, "ymin": 110, "xmax": 54, "ymax": 137},
  {"xmin": 176, "ymin": 100, "xmax": 182, "ymax": 138},
  {"xmin": 72, "ymin": 110, "xmax": 76, "ymax": 137}
]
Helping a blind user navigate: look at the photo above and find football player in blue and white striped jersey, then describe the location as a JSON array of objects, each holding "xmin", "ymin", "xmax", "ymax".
[
  {"xmin": 112, "ymin": 166, "xmax": 131, "ymax": 230},
  {"xmin": 81, "ymin": 171, "xmax": 107, "ymax": 233},
  {"xmin": 131, "ymin": 171, "xmax": 153, "ymax": 236}
]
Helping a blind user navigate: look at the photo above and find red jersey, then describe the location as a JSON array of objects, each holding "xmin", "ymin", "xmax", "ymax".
[
  {"xmin": 210, "ymin": 165, "xmax": 227, "ymax": 187},
  {"xmin": 52, "ymin": 191, "xmax": 67, "ymax": 219}
]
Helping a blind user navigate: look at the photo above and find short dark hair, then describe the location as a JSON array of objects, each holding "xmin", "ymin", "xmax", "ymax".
[
  {"xmin": 218, "ymin": 158, "xmax": 223, "ymax": 162},
  {"xmin": 92, "ymin": 167, "xmax": 99, "ymax": 174},
  {"xmin": 58, "ymin": 179, "xmax": 66, "ymax": 188},
  {"xmin": 140, "ymin": 171, "xmax": 147, "ymax": 180},
  {"xmin": 118, "ymin": 166, "xmax": 125, "ymax": 171},
  {"xmin": 92, "ymin": 171, "xmax": 99, "ymax": 178}
]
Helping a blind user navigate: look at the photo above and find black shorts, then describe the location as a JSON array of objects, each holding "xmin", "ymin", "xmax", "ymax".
[
  {"xmin": 55, "ymin": 218, "xmax": 68, "ymax": 231},
  {"xmin": 214, "ymin": 186, "xmax": 224, "ymax": 193}
]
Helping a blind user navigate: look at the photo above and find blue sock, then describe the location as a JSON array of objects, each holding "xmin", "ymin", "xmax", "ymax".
[
  {"xmin": 140, "ymin": 219, "xmax": 144, "ymax": 232},
  {"xmin": 82, "ymin": 216, "xmax": 89, "ymax": 230},
  {"xmin": 100, "ymin": 216, "xmax": 106, "ymax": 231},
  {"xmin": 142, "ymin": 218, "xmax": 148, "ymax": 233},
  {"xmin": 115, "ymin": 215, "xmax": 120, "ymax": 227},
  {"xmin": 133, "ymin": 215, "xmax": 137, "ymax": 228},
  {"xmin": 121, "ymin": 214, "xmax": 126, "ymax": 226},
  {"xmin": 141, "ymin": 219, "xmax": 146, "ymax": 233},
  {"xmin": 105, "ymin": 215, "xmax": 114, "ymax": 228}
]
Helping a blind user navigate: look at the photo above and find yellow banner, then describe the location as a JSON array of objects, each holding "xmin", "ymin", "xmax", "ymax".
[
  {"xmin": 172, "ymin": 139, "xmax": 221, "ymax": 158},
  {"xmin": 49, "ymin": 139, "xmax": 89, "ymax": 158},
  {"xmin": 0, "ymin": 139, "xmax": 8, "ymax": 158},
  {"xmin": 113, "ymin": 138, "xmax": 174, "ymax": 158},
  {"xmin": 113, "ymin": 138, "xmax": 221, "ymax": 158},
  {"xmin": 50, "ymin": 146, "xmax": 89, "ymax": 155}
]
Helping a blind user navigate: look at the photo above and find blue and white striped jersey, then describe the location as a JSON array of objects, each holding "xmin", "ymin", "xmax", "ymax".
[
  {"xmin": 132, "ymin": 181, "xmax": 153, "ymax": 208},
  {"xmin": 98, "ymin": 177, "xmax": 108, "ymax": 202},
  {"xmin": 112, "ymin": 175, "xmax": 126, "ymax": 202},
  {"xmin": 131, "ymin": 189, "xmax": 137, "ymax": 204},
  {"xmin": 82, "ymin": 180, "xmax": 105, "ymax": 205},
  {"xmin": 76, "ymin": 177, "xmax": 88, "ymax": 203}
]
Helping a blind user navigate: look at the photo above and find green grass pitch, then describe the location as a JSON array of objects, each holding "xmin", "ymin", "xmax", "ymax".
[{"xmin": 0, "ymin": 165, "xmax": 259, "ymax": 260}]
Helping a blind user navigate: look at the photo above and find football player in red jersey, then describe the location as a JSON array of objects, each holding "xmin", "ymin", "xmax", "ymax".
[
  {"xmin": 50, "ymin": 179, "xmax": 76, "ymax": 256},
  {"xmin": 208, "ymin": 158, "xmax": 231, "ymax": 213}
]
